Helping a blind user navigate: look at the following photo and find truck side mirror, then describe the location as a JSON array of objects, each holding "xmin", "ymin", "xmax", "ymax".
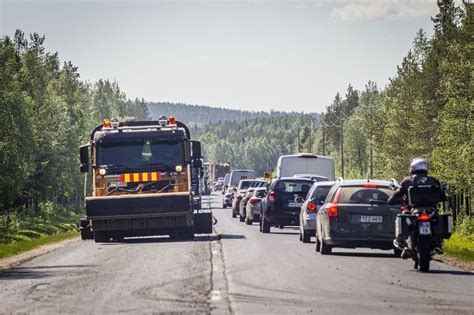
[
  {"xmin": 80, "ymin": 144, "xmax": 90, "ymax": 173},
  {"xmin": 80, "ymin": 164, "xmax": 89, "ymax": 173},
  {"xmin": 190, "ymin": 141, "xmax": 202, "ymax": 160}
]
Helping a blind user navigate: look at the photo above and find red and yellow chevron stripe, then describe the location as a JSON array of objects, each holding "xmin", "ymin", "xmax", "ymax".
[{"xmin": 120, "ymin": 172, "xmax": 161, "ymax": 183}]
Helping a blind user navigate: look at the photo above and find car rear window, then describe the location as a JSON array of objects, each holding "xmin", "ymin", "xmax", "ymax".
[
  {"xmin": 254, "ymin": 189, "xmax": 266, "ymax": 198},
  {"xmin": 274, "ymin": 181, "xmax": 312, "ymax": 194},
  {"xmin": 239, "ymin": 181, "xmax": 255, "ymax": 189},
  {"xmin": 338, "ymin": 186, "xmax": 394, "ymax": 204},
  {"xmin": 310, "ymin": 186, "xmax": 332, "ymax": 201}
]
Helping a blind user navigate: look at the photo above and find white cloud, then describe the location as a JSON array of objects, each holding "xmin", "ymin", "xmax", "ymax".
[
  {"xmin": 330, "ymin": 0, "xmax": 438, "ymax": 22},
  {"xmin": 248, "ymin": 61, "xmax": 269, "ymax": 67}
]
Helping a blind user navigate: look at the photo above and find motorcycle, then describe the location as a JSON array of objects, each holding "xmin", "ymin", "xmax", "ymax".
[{"xmin": 391, "ymin": 180, "xmax": 452, "ymax": 272}]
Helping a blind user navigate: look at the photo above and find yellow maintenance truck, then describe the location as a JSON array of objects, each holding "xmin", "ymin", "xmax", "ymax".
[{"xmin": 79, "ymin": 116, "xmax": 212, "ymax": 242}]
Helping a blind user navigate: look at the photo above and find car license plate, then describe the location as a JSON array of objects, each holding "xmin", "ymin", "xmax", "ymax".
[
  {"xmin": 419, "ymin": 222, "xmax": 431, "ymax": 235},
  {"xmin": 360, "ymin": 216, "xmax": 382, "ymax": 223},
  {"xmin": 288, "ymin": 202, "xmax": 302, "ymax": 208}
]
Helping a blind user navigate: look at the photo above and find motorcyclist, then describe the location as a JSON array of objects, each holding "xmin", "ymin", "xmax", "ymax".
[{"xmin": 388, "ymin": 158, "xmax": 447, "ymax": 259}]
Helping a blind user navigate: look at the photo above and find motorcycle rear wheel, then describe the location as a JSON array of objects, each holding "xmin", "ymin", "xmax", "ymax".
[{"xmin": 418, "ymin": 236, "xmax": 431, "ymax": 272}]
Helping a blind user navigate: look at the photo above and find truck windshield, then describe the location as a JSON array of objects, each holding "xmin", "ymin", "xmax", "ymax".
[{"xmin": 97, "ymin": 141, "xmax": 185, "ymax": 171}]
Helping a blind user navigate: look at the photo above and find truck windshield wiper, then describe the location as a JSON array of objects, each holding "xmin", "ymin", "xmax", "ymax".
[
  {"xmin": 104, "ymin": 164, "xmax": 135, "ymax": 172},
  {"xmin": 139, "ymin": 162, "xmax": 175, "ymax": 171}
]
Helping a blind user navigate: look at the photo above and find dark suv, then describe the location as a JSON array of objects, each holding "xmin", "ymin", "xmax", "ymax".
[
  {"xmin": 260, "ymin": 178, "xmax": 313, "ymax": 233},
  {"xmin": 316, "ymin": 179, "xmax": 402, "ymax": 255}
]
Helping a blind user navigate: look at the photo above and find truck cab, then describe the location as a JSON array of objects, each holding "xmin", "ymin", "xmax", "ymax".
[{"xmin": 79, "ymin": 117, "xmax": 212, "ymax": 242}]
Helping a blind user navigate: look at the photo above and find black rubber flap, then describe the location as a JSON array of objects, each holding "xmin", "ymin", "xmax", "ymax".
[{"xmin": 86, "ymin": 194, "xmax": 190, "ymax": 217}]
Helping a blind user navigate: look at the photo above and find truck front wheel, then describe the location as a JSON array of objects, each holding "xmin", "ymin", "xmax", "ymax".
[
  {"xmin": 93, "ymin": 231, "xmax": 110, "ymax": 243},
  {"xmin": 180, "ymin": 227, "xmax": 194, "ymax": 240}
]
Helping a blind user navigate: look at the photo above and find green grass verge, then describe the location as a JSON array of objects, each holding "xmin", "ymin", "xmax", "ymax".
[
  {"xmin": 444, "ymin": 232, "xmax": 474, "ymax": 262},
  {"xmin": 0, "ymin": 230, "xmax": 79, "ymax": 260}
]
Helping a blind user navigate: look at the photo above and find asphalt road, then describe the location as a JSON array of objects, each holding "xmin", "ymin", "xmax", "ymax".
[{"xmin": 0, "ymin": 193, "xmax": 473, "ymax": 314}]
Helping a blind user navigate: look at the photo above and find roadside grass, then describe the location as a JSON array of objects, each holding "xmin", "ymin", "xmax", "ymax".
[
  {"xmin": 0, "ymin": 230, "xmax": 79, "ymax": 260},
  {"xmin": 445, "ymin": 233, "xmax": 474, "ymax": 262},
  {"xmin": 444, "ymin": 216, "xmax": 474, "ymax": 263},
  {"xmin": 0, "ymin": 203, "xmax": 81, "ymax": 260}
]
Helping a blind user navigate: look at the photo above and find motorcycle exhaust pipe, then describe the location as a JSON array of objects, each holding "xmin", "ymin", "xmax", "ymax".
[{"xmin": 393, "ymin": 239, "xmax": 403, "ymax": 250}]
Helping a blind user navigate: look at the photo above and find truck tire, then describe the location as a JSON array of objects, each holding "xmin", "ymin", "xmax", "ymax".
[
  {"xmin": 81, "ymin": 229, "xmax": 93, "ymax": 240},
  {"xmin": 181, "ymin": 227, "xmax": 195, "ymax": 240},
  {"xmin": 94, "ymin": 231, "xmax": 110, "ymax": 243}
]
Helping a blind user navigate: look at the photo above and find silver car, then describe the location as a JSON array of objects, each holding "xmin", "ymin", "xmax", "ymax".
[
  {"xmin": 245, "ymin": 187, "xmax": 267, "ymax": 225},
  {"xmin": 299, "ymin": 181, "xmax": 335, "ymax": 243},
  {"xmin": 239, "ymin": 187, "xmax": 256, "ymax": 222}
]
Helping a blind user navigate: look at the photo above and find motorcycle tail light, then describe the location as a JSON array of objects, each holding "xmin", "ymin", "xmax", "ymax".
[{"xmin": 418, "ymin": 213, "xmax": 430, "ymax": 221}]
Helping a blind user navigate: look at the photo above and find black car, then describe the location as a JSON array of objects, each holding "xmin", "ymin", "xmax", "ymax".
[
  {"xmin": 260, "ymin": 178, "xmax": 313, "ymax": 233},
  {"xmin": 316, "ymin": 179, "xmax": 402, "ymax": 255}
]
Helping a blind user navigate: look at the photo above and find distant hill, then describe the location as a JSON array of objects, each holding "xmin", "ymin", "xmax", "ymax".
[{"xmin": 147, "ymin": 101, "xmax": 291, "ymax": 126}]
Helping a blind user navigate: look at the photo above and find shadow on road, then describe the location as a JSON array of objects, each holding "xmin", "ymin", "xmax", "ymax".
[
  {"xmin": 0, "ymin": 265, "xmax": 93, "ymax": 280},
  {"xmin": 330, "ymin": 251, "xmax": 396, "ymax": 258},
  {"xmin": 421, "ymin": 269, "xmax": 474, "ymax": 276},
  {"xmin": 269, "ymin": 231, "xmax": 299, "ymax": 236},
  {"xmin": 95, "ymin": 233, "xmax": 246, "ymax": 245}
]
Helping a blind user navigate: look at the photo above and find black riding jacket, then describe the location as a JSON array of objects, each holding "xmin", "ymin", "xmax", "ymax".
[{"xmin": 388, "ymin": 173, "xmax": 447, "ymax": 207}]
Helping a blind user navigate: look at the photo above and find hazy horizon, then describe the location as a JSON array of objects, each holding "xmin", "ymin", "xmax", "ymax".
[{"xmin": 1, "ymin": 0, "xmax": 438, "ymax": 113}]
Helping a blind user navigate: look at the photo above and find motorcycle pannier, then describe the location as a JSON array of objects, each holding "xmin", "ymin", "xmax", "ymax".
[
  {"xmin": 395, "ymin": 213, "xmax": 452, "ymax": 239},
  {"xmin": 395, "ymin": 214, "xmax": 417, "ymax": 237},
  {"xmin": 432, "ymin": 214, "xmax": 452, "ymax": 239}
]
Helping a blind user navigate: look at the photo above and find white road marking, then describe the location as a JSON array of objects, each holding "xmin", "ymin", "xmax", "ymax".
[{"xmin": 211, "ymin": 290, "xmax": 222, "ymax": 301}]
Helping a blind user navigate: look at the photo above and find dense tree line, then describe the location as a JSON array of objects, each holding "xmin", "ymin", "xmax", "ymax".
[
  {"xmin": 0, "ymin": 31, "xmax": 149, "ymax": 221},
  {"xmin": 148, "ymin": 102, "xmax": 290, "ymax": 126},
  {"xmin": 196, "ymin": 1, "xmax": 472, "ymax": 200},
  {"xmin": 317, "ymin": 1, "xmax": 472, "ymax": 194},
  {"xmin": 193, "ymin": 114, "xmax": 321, "ymax": 176}
]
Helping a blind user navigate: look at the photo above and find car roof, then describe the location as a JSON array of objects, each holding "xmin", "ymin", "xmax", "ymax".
[
  {"xmin": 338, "ymin": 179, "xmax": 392, "ymax": 187},
  {"xmin": 277, "ymin": 177, "xmax": 314, "ymax": 182},
  {"xmin": 312, "ymin": 181, "xmax": 335, "ymax": 186}
]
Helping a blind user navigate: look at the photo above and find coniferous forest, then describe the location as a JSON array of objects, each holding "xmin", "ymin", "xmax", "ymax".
[{"xmin": 0, "ymin": 1, "xmax": 472, "ymax": 233}]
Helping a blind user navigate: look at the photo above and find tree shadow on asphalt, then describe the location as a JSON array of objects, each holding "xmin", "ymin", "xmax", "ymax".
[{"xmin": 0, "ymin": 265, "xmax": 94, "ymax": 280}]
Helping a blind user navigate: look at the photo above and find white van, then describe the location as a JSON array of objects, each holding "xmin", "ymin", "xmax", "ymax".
[
  {"xmin": 229, "ymin": 170, "xmax": 256, "ymax": 187},
  {"xmin": 275, "ymin": 153, "xmax": 335, "ymax": 180}
]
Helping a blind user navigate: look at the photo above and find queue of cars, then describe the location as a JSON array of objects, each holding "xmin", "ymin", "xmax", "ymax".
[
  {"xmin": 223, "ymin": 176, "xmax": 400, "ymax": 256},
  {"xmin": 216, "ymin": 153, "xmax": 402, "ymax": 256}
]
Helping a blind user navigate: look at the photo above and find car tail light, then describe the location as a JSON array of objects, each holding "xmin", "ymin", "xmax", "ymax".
[
  {"xmin": 328, "ymin": 187, "xmax": 341, "ymax": 222},
  {"xmin": 362, "ymin": 183, "xmax": 378, "ymax": 188},
  {"xmin": 249, "ymin": 197, "xmax": 260, "ymax": 204},
  {"xmin": 268, "ymin": 191, "xmax": 275, "ymax": 202},
  {"xmin": 307, "ymin": 202, "xmax": 317, "ymax": 212},
  {"xmin": 418, "ymin": 213, "xmax": 430, "ymax": 222}
]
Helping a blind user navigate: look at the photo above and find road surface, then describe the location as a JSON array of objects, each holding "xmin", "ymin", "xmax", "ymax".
[{"xmin": 0, "ymin": 193, "xmax": 472, "ymax": 314}]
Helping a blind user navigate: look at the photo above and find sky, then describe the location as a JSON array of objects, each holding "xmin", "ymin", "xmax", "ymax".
[{"xmin": 1, "ymin": 0, "xmax": 439, "ymax": 113}]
